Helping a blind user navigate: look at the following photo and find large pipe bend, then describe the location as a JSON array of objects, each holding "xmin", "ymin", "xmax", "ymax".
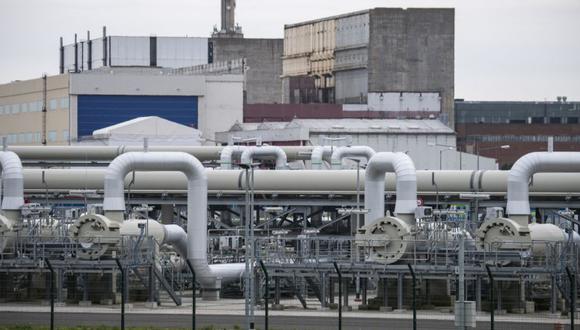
[
  {"xmin": 219, "ymin": 146, "xmax": 247, "ymax": 170},
  {"xmin": 365, "ymin": 152, "xmax": 417, "ymax": 224},
  {"xmin": 311, "ymin": 146, "xmax": 333, "ymax": 170},
  {"xmin": 0, "ymin": 151, "xmax": 24, "ymax": 212},
  {"xmin": 103, "ymin": 152, "xmax": 243, "ymax": 289},
  {"xmin": 240, "ymin": 146, "xmax": 287, "ymax": 169},
  {"xmin": 331, "ymin": 146, "xmax": 376, "ymax": 169},
  {"xmin": 507, "ymin": 152, "xmax": 580, "ymax": 216}
]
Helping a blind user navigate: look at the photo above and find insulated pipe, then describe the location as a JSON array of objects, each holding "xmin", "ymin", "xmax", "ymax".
[
  {"xmin": 240, "ymin": 146, "xmax": 287, "ymax": 169},
  {"xmin": 164, "ymin": 224, "xmax": 188, "ymax": 258},
  {"xmin": 0, "ymin": 151, "xmax": 25, "ymax": 212},
  {"xmin": 20, "ymin": 169, "xmax": 580, "ymax": 196},
  {"xmin": 219, "ymin": 146, "xmax": 247, "ymax": 170},
  {"xmin": 8, "ymin": 146, "xmax": 314, "ymax": 162},
  {"xmin": 365, "ymin": 152, "xmax": 417, "ymax": 225},
  {"xmin": 507, "ymin": 152, "xmax": 580, "ymax": 217},
  {"xmin": 311, "ymin": 146, "xmax": 334, "ymax": 170},
  {"xmin": 331, "ymin": 146, "xmax": 376, "ymax": 169},
  {"xmin": 103, "ymin": 152, "xmax": 244, "ymax": 289}
]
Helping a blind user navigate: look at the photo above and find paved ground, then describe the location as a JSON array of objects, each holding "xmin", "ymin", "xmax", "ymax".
[{"xmin": 0, "ymin": 311, "xmax": 572, "ymax": 330}]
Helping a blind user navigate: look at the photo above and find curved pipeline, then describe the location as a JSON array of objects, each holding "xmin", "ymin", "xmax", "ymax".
[
  {"xmin": 0, "ymin": 151, "xmax": 24, "ymax": 212},
  {"xmin": 331, "ymin": 146, "xmax": 376, "ymax": 169},
  {"xmin": 240, "ymin": 146, "xmax": 287, "ymax": 169},
  {"xmin": 365, "ymin": 152, "xmax": 417, "ymax": 225},
  {"xmin": 103, "ymin": 152, "xmax": 244, "ymax": 290},
  {"xmin": 219, "ymin": 146, "xmax": 247, "ymax": 170},
  {"xmin": 507, "ymin": 152, "xmax": 580, "ymax": 216},
  {"xmin": 311, "ymin": 146, "xmax": 333, "ymax": 170}
]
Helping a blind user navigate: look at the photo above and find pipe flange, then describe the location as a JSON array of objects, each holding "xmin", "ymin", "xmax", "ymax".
[
  {"xmin": 355, "ymin": 216, "xmax": 414, "ymax": 264},
  {"xmin": 70, "ymin": 214, "xmax": 120, "ymax": 260},
  {"xmin": 475, "ymin": 217, "xmax": 531, "ymax": 252}
]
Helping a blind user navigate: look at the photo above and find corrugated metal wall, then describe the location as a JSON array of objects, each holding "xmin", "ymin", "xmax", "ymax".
[
  {"xmin": 157, "ymin": 37, "xmax": 208, "ymax": 68},
  {"xmin": 109, "ymin": 36, "xmax": 150, "ymax": 66},
  {"xmin": 334, "ymin": 69, "xmax": 368, "ymax": 104},
  {"xmin": 77, "ymin": 95, "xmax": 198, "ymax": 137}
]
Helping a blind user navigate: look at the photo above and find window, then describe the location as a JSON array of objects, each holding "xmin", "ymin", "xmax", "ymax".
[
  {"xmin": 531, "ymin": 117, "xmax": 544, "ymax": 124},
  {"xmin": 550, "ymin": 117, "xmax": 561, "ymax": 124},
  {"xmin": 0, "ymin": 105, "xmax": 4, "ymax": 115},
  {"xmin": 60, "ymin": 97, "xmax": 69, "ymax": 109},
  {"xmin": 28, "ymin": 102, "xmax": 36, "ymax": 112},
  {"xmin": 568, "ymin": 117, "xmax": 579, "ymax": 124},
  {"xmin": 49, "ymin": 99, "xmax": 57, "ymax": 111},
  {"xmin": 33, "ymin": 132, "xmax": 41, "ymax": 143},
  {"xmin": 62, "ymin": 130, "xmax": 69, "ymax": 143},
  {"xmin": 21, "ymin": 103, "xmax": 28, "ymax": 113},
  {"xmin": 18, "ymin": 133, "xmax": 26, "ymax": 143},
  {"xmin": 11, "ymin": 104, "xmax": 19, "ymax": 114},
  {"xmin": 48, "ymin": 131, "xmax": 57, "ymax": 142},
  {"xmin": 24, "ymin": 133, "xmax": 33, "ymax": 144}
]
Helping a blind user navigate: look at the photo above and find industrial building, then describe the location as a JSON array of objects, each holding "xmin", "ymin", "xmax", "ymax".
[
  {"xmin": 456, "ymin": 99, "xmax": 580, "ymax": 167},
  {"xmin": 282, "ymin": 8, "xmax": 455, "ymax": 127},
  {"xmin": 216, "ymin": 118, "xmax": 496, "ymax": 170},
  {"xmin": 0, "ymin": 68, "xmax": 243, "ymax": 145},
  {"xmin": 60, "ymin": 1, "xmax": 283, "ymax": 104}
]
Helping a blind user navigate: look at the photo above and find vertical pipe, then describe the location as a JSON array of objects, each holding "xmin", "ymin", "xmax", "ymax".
[
  {"xmin": 397, "ymin": 273, "xmax": 403, "ymax": 310},
  {"xmin": 186, "ymin": 260, "xmax": 196, "ymax": 330},
  {"xmin": 566, "ymin": 267, "xmax": 575, "ymax": 329},
  {"xmin": 74, "ymin": 34, "xmax": 78, "ymax": 73},
  {"xmin": 485, "ymin": 265, "xmax": 494, "ymax": 330},
  {"xmin": 59, "ymin": 37, "xmax": 64, "ymax": 74},
  {"xmin": 115, "ymin": 259, "xmax": 125, "ymax": 330},
  {"xmin": 408, "ymin": 265, "xmax": 416, "ymax": 330},
  {"xmin": 45, "ymin": 258, "xmax": 55, "ymax": 330},
  {"xmin": 333, "ymin": 262, "xmax": 342, "ymax": 330},
  {"xmin": 259, "ymin": 260, "xmax": 269, "ymax": 330},
  {"xmin": 102, "ymin": 26, "xmax": 108, "ymax": 67},
  {"xmin": 383, "ymin": 277, "xmax": 389, "ymax": 308},
  {"xmin": 42, "ymin": 75, "xmax": 47, "ymax": 145},
  {"xmin": 87, "ymin": 31, "xmax": 92, "ymax": 71}
]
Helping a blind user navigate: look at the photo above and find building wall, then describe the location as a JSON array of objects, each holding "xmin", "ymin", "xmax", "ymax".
[
  {"xmin": 0, "ymin": 74, "xmax": 71, "ymax": 145},
  {"xmin": 368, "ymin": 8, "xmax": 454, "ymax": 127},
  {"xmin": 1, "ymin": 71, "xmax": 244, "ymax": 145},
  {"xmin": 211, "ymin": 38, "xmax": 283, "ymax": 104},
  {"xmin": 198, "ymin": 75, "xmax": 244, "ymax": 143}
]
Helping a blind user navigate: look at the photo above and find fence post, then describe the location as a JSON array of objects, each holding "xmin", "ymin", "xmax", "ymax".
[
  {"xmin": 185, "ymin": 260, "xmax": 197, "ymax": 330},
  {"xmin": 485, "ymin": 265, "xmax": 494, "ymax": 330},
  {"xmin": 259, "ymin": 260, "xmax": 269, "ymax": 330},
  {"xmin": 565, "ymin": 267, "xmax": 575, "ymax": 330},
  {"xmin": 44, "ymin": 258, "xmax": 55, "ymax": 330},
  {"xmin": 408, "ymin": 265, "xmax": 417, "ymax": 330},
  {"xmin": 333, "ymin": 262, "xmax": 342, "ymax": 330},
  {"xmin": 115, "ymin": 258, "xmax": 125, "ymax": 330}
]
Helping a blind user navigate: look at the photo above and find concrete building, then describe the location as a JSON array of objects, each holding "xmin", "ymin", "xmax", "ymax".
[
  {"xmin": 216, "ymin": 118, "xmax": 496, "ymax": 170},
  {"xmin": 282, "ymin": 8, "xmax": 455, "ymax": 127},
  {"xmin": 455, "ymin": 99, "xmax": 580, "ymax": 168},
  {"xmin": 60, "ymin": 0, "xmax": 283, "ymax": 104},
  {"xmin": 0, "ymin": 68, "xmax": 243, "ymax": 145}
]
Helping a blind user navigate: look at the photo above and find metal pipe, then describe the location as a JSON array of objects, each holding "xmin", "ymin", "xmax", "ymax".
[
  {"xmin": 0, "ymin": 151, "xmax": 25, "ymax": 215},
  {"xmin": 311, "ymin": 146, "xmax": 333, "ymax": 170},
  {"xmin": 507, "ymin": 152, "xmax": 580, "ymax": 217},
  {"xmin": 365, "ymin": 152, "xmax": 417, "ymax": 225},
  {"xmin": 219, "ymin": 145, "xmax": 247, "ymax": 170},
  {"xmin": 240, "ymin": 146, "xmax": 287, "ymax": 169},
  {"xmin": 19, "ymin": 169, "xmax": 580, "ymax": 196},
  {"xmin": 331, "ymin": 146, "xmax": 375, "ymax": 169},
  {"xmin": 8, "ymin": 145, "xmax": 313, "ymax": 162},
  {"xmin": 103, "ymin": 152, "xmax": 244, "ymax": 290}
]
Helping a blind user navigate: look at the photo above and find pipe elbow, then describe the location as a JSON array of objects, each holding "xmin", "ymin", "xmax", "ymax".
[{"xmin": 0, "ymin": 151, "xmax": 25, "ymax": 211}]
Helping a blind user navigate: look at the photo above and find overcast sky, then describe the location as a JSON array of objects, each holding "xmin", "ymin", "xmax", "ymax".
[{"xmin": 0, "ymin": 0, "xmax": 578, "ymax": 101}]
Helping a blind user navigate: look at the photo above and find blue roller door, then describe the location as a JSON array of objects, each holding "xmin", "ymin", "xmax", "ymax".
[{"xmin": 77, "ymin": 95, "xmax": 198, "ymax": 137}]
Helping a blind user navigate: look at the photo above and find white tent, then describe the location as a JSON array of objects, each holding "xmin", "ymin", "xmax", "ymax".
[{"xmin": 82, "ymin": 116, "xmax": 202, "ymax": 146}]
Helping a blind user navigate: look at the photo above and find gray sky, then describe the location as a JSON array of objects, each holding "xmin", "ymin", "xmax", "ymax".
[{"xmin": 0, "ymin": 0, "xmax": 578, "ymax": 101}]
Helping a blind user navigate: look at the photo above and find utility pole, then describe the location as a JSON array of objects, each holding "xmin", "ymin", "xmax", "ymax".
[{"xmin": 42, "ymin": 74, "xmax": 47, "ymax": 145}]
